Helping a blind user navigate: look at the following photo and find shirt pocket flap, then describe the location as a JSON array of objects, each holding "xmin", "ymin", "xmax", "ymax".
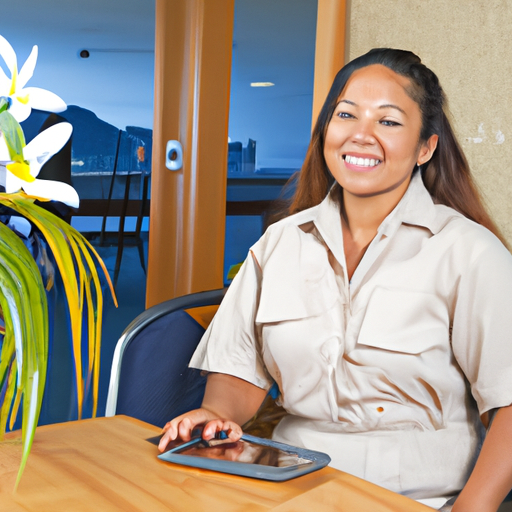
[
  {"xmin": 356, "ymin": 287, "xmax": 448, "ymax": 354},
  {"xmin": 255, "ymin": 226, "xmax": 340, "ymax": 324}
]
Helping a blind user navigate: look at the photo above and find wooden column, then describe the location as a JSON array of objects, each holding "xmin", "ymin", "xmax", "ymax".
[
  {"xmin": 312, "ymin": 0, "xmax": 347, "ymax": 128},
  {"xmin": 147, "ymin": 0, "xmax": 235, "ymax": 307}
]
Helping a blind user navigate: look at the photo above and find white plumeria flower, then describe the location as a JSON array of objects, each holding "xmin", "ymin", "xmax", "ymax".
[
  {"xmin": 0, "ymin": 35, "xmax": 66, "ymax": 122},
  {"xmin": 0, "ymin": 122, "xmax": 79, "ymax": 208}
]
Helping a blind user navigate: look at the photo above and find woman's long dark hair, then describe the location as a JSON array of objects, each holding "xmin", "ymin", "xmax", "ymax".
[{"xmin": 287, "ymin": 48, "xmax": 505, "ymax": 244}]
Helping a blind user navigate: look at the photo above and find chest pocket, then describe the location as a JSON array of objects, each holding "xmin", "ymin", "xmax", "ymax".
[
  {"xmin": 255, "ymin": 225, "xmax": 340, "ymax": 324},
  {"xmin": 356, "ymin": 286, "xmax": 449, "ymax": 354}
]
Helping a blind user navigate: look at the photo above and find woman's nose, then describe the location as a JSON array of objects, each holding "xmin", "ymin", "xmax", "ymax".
[{"xmin": 351, "ymin": 118, "xmax": 376, "ymax": 145}]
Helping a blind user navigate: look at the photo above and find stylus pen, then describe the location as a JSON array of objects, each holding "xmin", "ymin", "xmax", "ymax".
[{"xmin": 206, "ymin": 429, "xmax": 234, "ymax": 447}]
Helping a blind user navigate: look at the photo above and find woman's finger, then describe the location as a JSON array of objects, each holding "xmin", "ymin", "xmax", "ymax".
[
  {"xmin": 177, "ymin": 415, "xmax": 198, "ymax": 442},
  {"xmin": 202, "ymin": 419, "xmax": 243, "ymax": 441},
  {"xmin": 158, "ymin": 409, "xmax": 209, "ymax": 452}
]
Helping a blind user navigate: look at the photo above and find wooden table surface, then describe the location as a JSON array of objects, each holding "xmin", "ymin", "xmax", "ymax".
[{"xmin": 0, "ymin": 415, "xmax": 432, "ymax": 512}]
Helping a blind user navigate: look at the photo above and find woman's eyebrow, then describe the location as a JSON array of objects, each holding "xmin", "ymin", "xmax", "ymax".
[
  {"xmin": 337, "ymin": 99, "xmax": 406, "ymax": 115},
  {"xmin": 337, "ymin": 99, "xmax": 356, "ymax": 106},
  {"xmin": 379, "ymin": 103, "xmax": 406, "ymax": 114}
]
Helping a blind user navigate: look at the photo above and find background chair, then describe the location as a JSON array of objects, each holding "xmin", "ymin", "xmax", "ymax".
[
  {"xmin": 105, "ymin": 288, "xmax": 225, "ymax": 427},
  {"xmin": 227, "ymin": 141, "xmax": 242, "ymax": 174},
  {"xmin": 100, "ymin": 128, "xmax": 150, "ymax": 287}
]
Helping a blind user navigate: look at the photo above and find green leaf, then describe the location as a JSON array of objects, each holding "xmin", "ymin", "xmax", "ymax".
[
  {"xmin": 0, "ymin": 110, "xmax": 26, "ymax": 161},
  {"xmin": 0, "ymin": 192, "xmax": 116, "ymax": 489},
  {"xmin": 0, "ymin": 219, "xmax": 48, "ymax": 489}
]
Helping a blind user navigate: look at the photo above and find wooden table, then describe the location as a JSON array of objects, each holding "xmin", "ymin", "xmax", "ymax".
[{"xmin": 0, "ymin": 416, "xmax": 432, "ymax": 512}]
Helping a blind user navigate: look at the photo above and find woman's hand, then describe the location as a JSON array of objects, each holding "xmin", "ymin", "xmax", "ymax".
[
  {"xmin": 158, "ymin": 407, "xmax": 242, "ymax": 452},
  {"xmin": 158, "ymin": 373, "xmax": 267, "ymax": 453}
]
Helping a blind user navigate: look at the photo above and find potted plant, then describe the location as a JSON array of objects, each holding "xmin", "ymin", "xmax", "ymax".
[{"xmin": 0, "ymin": 34, "xmax": 116, "ymax": 488}]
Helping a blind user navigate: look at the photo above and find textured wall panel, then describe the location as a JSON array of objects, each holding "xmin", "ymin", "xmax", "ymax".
[{"xmin": 348, "ymin": 0, "xmax": 512, "ymax": 243}]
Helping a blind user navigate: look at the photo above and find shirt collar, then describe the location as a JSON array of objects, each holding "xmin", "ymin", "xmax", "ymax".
[
  {"xmin": 311, "ymin": 171, "xmax": 442, "ymax": 261},
  {"xmin": 377, "ymin": 171, "xmax": 440, "ymax": 237}
]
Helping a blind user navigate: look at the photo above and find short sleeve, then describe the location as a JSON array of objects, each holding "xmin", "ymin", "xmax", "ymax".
[
  {"xmin": 451, "ymin": 229, "xmax": 512, "ymax": 414},
  {"xmin": 189, "ymin": 244, "xmax": 273, "ymax": 391}
]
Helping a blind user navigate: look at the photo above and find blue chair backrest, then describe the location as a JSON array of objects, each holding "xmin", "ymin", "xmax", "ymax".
[{"xmin": 112, "ymin": 289, "xmax": 224, "ymax": 427}]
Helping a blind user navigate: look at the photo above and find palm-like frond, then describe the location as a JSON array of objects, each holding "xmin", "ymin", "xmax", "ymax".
[
  {"xmin": 0, "ymin": 192, "xmax": 116, "ymax": 488},
  {"xmin": 0, "ymin": 218, "xmax": 48, "ymax": 490}
]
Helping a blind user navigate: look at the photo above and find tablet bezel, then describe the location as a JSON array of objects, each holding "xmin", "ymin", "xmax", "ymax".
[{"xmin": 157, "ymin": 433, "xmax": 331, "ymax": 481}]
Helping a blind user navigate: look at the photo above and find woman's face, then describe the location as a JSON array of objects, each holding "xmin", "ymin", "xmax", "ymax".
[{"xmin": 323, "ymin": 64, "xmax": 437, "ymax": 202}]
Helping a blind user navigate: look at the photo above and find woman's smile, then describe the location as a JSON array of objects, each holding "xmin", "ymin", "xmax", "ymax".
[{"xmin": 343, "ymin": 153, "xmax": 383, "ymax": 171}]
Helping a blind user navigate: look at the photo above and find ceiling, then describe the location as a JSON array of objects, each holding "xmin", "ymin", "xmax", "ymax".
[{"xmin": 3, "ymin": 0, "xmax": 317, "ymax": 168}]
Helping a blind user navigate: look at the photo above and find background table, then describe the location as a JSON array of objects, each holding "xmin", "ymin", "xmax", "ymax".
[{"xmin": 0, "ymin": 416, "xmax": 432, "ymax": 512}]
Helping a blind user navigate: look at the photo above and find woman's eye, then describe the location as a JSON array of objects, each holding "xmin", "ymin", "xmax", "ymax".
[
  {"xmin": 336, "ymin": 111, "xmax": 354, "ymax": 119},
  {"xmin": 381, "ymin": 119, "xmax": 401, "ymax": 127}
]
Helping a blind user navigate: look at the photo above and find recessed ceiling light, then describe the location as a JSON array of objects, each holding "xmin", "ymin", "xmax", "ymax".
[{"xmin": 250, "ymin": 82, "xmax": 275, "ymax": 87}]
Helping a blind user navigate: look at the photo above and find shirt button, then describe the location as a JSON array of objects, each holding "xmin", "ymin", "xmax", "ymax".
[{"xmin": 377, "ymin": 407, "xmax": 384, "ymax": 413}]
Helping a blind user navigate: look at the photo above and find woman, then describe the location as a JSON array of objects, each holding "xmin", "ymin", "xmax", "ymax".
[{"xmin": 159, "ymin": 49, "xmax": 512, "ymax": 511}]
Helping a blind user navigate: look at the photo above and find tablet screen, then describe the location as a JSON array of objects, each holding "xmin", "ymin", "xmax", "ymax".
[{"xmin": 176, "ymin": 439, "xmax": 313, "ymax": 468}]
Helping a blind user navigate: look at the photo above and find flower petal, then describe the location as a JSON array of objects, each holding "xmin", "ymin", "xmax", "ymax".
[
  {"xmin": 0, "ymin": 136, "xmax": 10, "ymax": 160},
  {"xmin": 23, "ymin": 178, "xmax": 80, "ymax": 208},
  {"xmin": 0, "ymin": 35, "xmax": 17, "ymax": 78},
  {"xmin": 7, "ymin": 161, "xmax": 34, "ymax": 182},
  {"xmin": 0, "ymin": 69, "xmax": 10, "ymax": 96},
  {"xmin": 4, "ymin": 169, "xmax": 23, "ymax": 193},
  {"xmin": 17, "ymin": 45, "xmax": 38, "ymax": 90},
  {"xmin": 23, "ymin": 122, "xmax": 73, "ymax": 177},
  {"xmin": 22, "ymin": 87, "xmax": 66, "ymax": 114},
  {"xmin": 8, "ymin": 100, "xmax": 31, "ymax": 122}
]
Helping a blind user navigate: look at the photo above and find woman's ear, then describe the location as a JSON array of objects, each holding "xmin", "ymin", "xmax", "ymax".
[{"xmin": 417, "ymin": 134, "xmax": 439, "ymax": 166}]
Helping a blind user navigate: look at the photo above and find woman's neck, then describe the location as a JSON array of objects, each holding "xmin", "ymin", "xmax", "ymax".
[{"xmin": 340, "ymin": 188, "xmax": 406, "ymax": 280}]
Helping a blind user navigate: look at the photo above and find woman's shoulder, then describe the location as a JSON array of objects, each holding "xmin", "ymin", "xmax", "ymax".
[
  {"xmin": 269, "ymin": 203, "xmax": 322, "ymax": 229},
  {"xmin": 434, "ymin": 204, "xmax": 510, "ymax": 261},
  {"xmin": 250, "ymin": 204, "xmax": 325, "ymax": 262}
]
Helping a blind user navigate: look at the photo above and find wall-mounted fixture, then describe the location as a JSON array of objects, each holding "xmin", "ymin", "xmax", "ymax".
[
  {"xmin": 78, "ymin": 48, "xmax": 154, "ymax": 59},
  {"xmin": 250, "ymin": 82, "xmax": 275, "ymax": 87},
  {"xmin": 165, "ymin": 140, "xmax": 183, "ymax": 171}
]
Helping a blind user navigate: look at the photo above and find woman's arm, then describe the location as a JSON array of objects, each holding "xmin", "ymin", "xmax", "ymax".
[
  {"xmin": 158, "ymin": 373, "xmax": 267, "ymax": 452},
  {"xmin": 453, "ymin": 404, "xmax": 512, "ymax": 512}
]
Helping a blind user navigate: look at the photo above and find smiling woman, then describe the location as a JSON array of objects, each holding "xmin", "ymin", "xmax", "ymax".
[
  {"xmin": 322, "ymin": 64, "xmax": 439, "ymax": 278},
  {"xmin": 158, "ymin": 48, "xmax": 512, "ymax": 512}
]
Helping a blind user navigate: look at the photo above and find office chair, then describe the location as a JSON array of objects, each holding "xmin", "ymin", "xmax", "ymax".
[
  {"xmin": 100, "ymin": 129, "xmax": 150, "ymax": 287},
  {"xmin": 105, "ymin": 288, "xmax": 225, "ymax": 427}
]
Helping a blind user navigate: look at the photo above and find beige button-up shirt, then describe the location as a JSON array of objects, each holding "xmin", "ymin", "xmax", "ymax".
[{"xmin": 191, "ymin": 172, "xmax": 512, "ymax": 500}]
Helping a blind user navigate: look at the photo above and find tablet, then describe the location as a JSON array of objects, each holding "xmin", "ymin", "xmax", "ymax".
[{"xmin": 157, "ymin": 434, "xmax": 331, "ymax": 481}]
